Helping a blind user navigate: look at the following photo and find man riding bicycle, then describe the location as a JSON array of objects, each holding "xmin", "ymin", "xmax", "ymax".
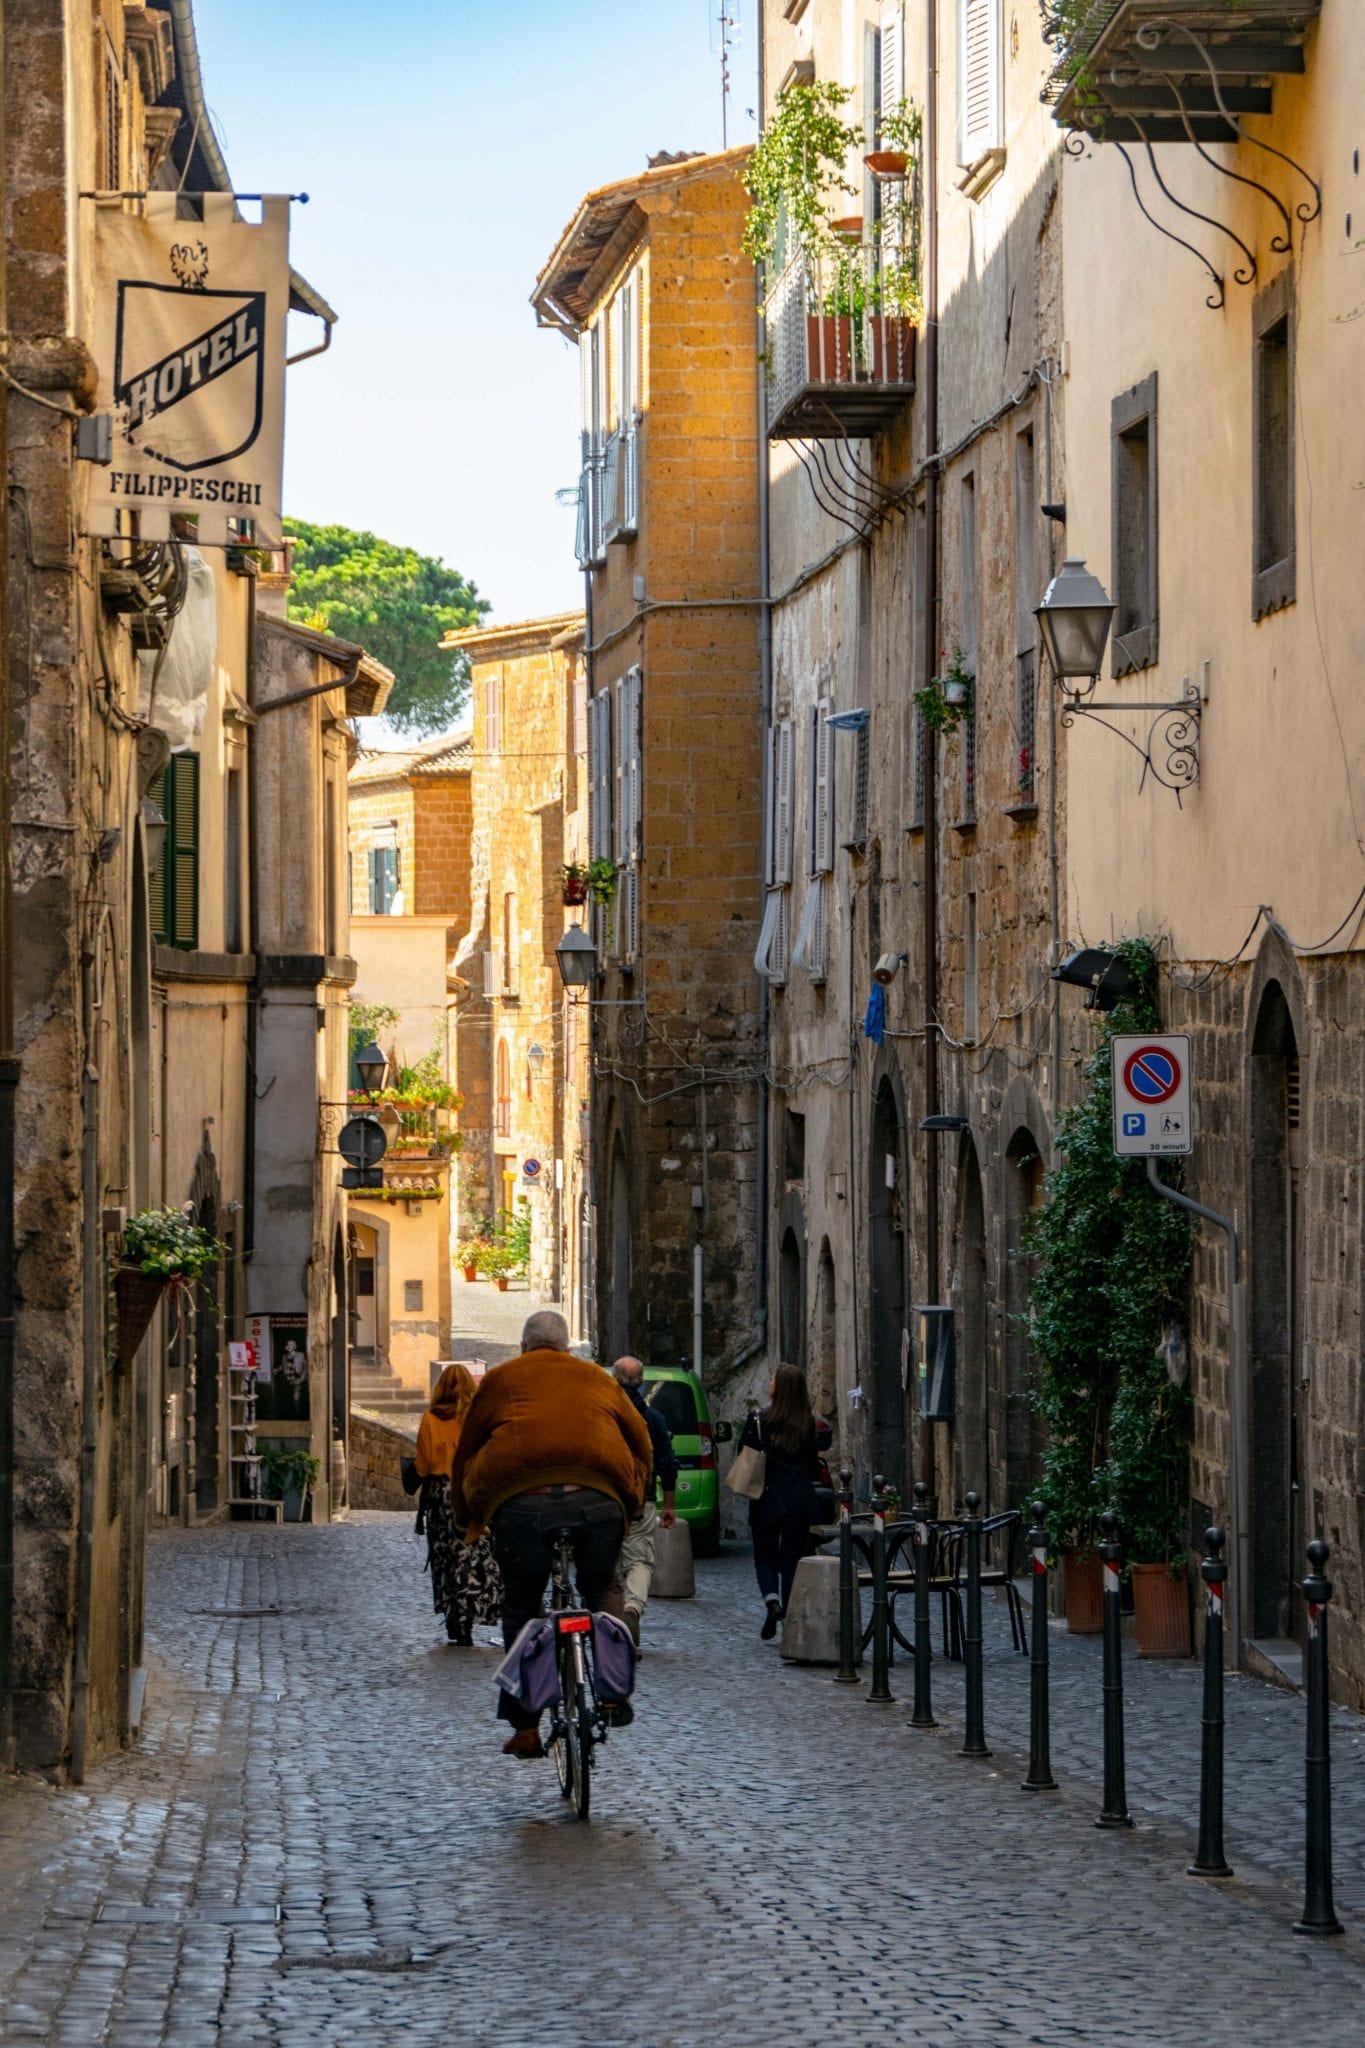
[{"xmin": 450, "ymin": 1311, "xmax": 651, "ymax": 1759}]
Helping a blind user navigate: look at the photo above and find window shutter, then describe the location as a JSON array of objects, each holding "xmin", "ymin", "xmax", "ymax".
[
  {"xmin": 879, "ymin": 4, "xmax": 904, "ymax": 133},
  {"xmin": 622, "ymin": 864, "xmax": 640, "ymax": 964},
  {"xmin": 843, "ymin": 723, "xmax": 870, "ymax": 850},
  {"xmin": 960, "ymin": 0, "xmax": 1002, "ymax": 164},
  {"xmin": 624, "ymin": 667, "xmax": 642, "ymax": 860},
  {"xmin": 482, "ymin": 948, "xmax": 497, "ymax": 997},
  {"xmin": 592, "ymin": 323, "xmax": 608, "ymax": 563},
  {"xmin": 772, "ymin": 718, "xmax": 795, "ymax": 885},
  {"xmin": 771, "ymin": 890, "xmax": 790, "ymax": 984},
  {"xmin": 485, "ymin": 674, "xmax": 501, "ymax": 753},
  {"xmin": 589, "ymin": 690, "xmax": 613, "ymax": 862},
  {"xmin": 167, "ymin": 753, "xmax": 199, "ymax": 949},
  {"xmin": 612, "ymin": 677, "xmax": 627, "ymax": 864},
  {"xmin": 812, "ymin": 698, "xmax": 834, "ymax": 873},
  {"xmin": 793, "ymin": 874, "xmax": 829, "ymax": 983}
]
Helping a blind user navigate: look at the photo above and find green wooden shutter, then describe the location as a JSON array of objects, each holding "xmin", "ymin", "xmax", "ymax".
[{"xmin": 168, "ymin": 753, "xmax": 200, "ymax": 950}]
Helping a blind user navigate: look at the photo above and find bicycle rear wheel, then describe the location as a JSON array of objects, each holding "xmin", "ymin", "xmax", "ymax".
[
  {"xmin": 571, "ymin": 1684, "xmax": 592, "ymax": 1820},
  {"xmin": 550, "ymin": 1638, "xmax": 576, "ymax": 1800}
]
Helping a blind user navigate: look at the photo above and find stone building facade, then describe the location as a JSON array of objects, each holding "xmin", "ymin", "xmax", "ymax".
[
  {"xmin": 444, "ymin": 614, "xmax": 590, "ymax": 1327},
  {"xmin": 0, "ymin": 0, "xmax": 368, "ymax": 1775},
  {"xmin": 1053, "ymin": 1, "xmax": 1365, "ymax": 1696},
  {"xmin": 533, "ymin": 149, "xmax": 765, "ymax": 1378},
  {"xmin": 755, "ymin": 0, "xmax": 1084, "ymax": 1514}
]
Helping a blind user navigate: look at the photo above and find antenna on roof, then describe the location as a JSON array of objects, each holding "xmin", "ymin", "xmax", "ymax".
[{"xmin": 709, "ymin": 1, "xmax": 742, "ymax": 150}]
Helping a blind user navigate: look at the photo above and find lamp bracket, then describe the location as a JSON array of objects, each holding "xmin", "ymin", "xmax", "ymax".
[{"xmin": 1060, "ymin": 680, "xmax": 1201, "ymax": 801}]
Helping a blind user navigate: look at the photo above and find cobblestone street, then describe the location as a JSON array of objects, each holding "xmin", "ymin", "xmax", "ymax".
[{"xmin": 3, "ymin": 1519, "xmax": 1365, "ymax": 2048}]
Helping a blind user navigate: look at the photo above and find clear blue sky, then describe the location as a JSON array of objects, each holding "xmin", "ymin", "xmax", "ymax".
[{"xmin": 192, "ymin": 0, "xmax": 757, "ymax": 625}]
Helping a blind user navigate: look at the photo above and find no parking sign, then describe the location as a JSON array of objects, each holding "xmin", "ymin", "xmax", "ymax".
[{"xmin": 1111, "ymin": 1034, "xmax": 1193, "ymax": 1157}]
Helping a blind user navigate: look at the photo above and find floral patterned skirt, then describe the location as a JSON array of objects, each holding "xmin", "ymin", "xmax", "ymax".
[{"xmin": 424, "ymin": 1476, "xmax": 502, "ymax": 1633}]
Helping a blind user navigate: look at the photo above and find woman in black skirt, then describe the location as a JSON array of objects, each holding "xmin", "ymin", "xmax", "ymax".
[
  {"xmin": 739, "ymin": 1363, "xmax": 833, "ymax": 1639},
  {"xmin": 415, "ymin": 1364, "xmax": 502, "ymax": 1643}
]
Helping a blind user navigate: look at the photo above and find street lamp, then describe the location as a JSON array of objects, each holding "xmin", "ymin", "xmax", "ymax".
[
  {"xmin": 354, "ymin": 1042, "xmax": 387, "ymax": 1096},
  {"xmin": 554, "ymin": 924, "xmax": 596, "ymax": 990},
  {"xmin": 1034, "ymin": 556, "xmax": 1115, "ymax": 691}
]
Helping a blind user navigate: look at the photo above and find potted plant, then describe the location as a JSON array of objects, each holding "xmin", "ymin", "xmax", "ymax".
[
  {"xmin": 561, "ymin": 862, "xmax": 591, "ymax": 906},
  {"xmin": 866, "ymin": 99, "xmax": 923, "ymax": 379},
  {"xmin": 915, "ymin": 647, "xmax": 973, "ymax": 734},
  {"xmin": 1026, "ymin": 939, "xmax": 1193, "ymax": 1635},
  {"xmin": 741, "ymin": 81, "xmax": 864, "ymax": 274},
  {"xmin": 478, "ymin": 1241, "xmax": 515, "ymax": 1292},
  {"xmin": 1104, "ymin": 1327, "xmax": 1194, "ymax": 1657},
  {"xmin": 261, "ymin": 1444, "xmax": 322, "ymax": 1524},
  {"xmin": 507, "ymin": 1198, "xmax": 533, "ymax": 1282},
  {"xmin": 116, "ymin": 1206, "xmax": 223, "ymax": 1366},
  {"xmin": 456, "ymin": 1237, "xmax": 487, "ymax": 1283},
  {"xmin": 585, "ymin": 855, "xmax": 619, "ymax": 908}
]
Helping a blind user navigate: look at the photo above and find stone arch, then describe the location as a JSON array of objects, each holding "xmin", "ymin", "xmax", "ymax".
[
  {"xmin": 813, "ymin": 1238, "xmax": 837, "ymax": 1422},
  {"xmin": 1000, "ymin": 1093, "xmax": 1050, "ymax": 1512},
  {"xmin": 776, "ymin": 1187, "xmax": 807, "ymax": 1372},
  {"xmin": 955, "ymin": 1132, "xmax": 989, "ymax": 1505},
  {"xmin": 868, "ymin": 1068, "xmax": 909, "ymax": 1488},
  {"xmin": 1247, "ymin": 964, "xmax": 1307, "ymax": 1643}
]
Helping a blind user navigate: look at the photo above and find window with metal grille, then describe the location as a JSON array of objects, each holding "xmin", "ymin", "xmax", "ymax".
[
  {"xmin": 147, "ymin": 754, "xmax": 199, "ymax": 950},
  {"xmin": 1014, "ymin": 648, "xmax": 1037, "ymax": 802},
  {"xmin": 842, "ymin": 722, "xmax": 870, "ymax": 851},
  {"xmin": 104, "ymin": 46, "xmax": 122, "ymax": 193},
  {"xmin": 959, "ymin": 705, "xmax": 977, "ymax": 826},
  {"xmin": 1253, "ymin": 271, "xmax": 1295, "ymax": 619},
  {"xmin": 1111, "ymin": 371, "xmax": 1159, "ymax": 674},
  {"xmin": 964, "ymin": 891, "xmax": 978, "ymax": 1042}
]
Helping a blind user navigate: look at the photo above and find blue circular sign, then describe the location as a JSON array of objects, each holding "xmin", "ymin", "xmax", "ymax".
[
  {"xmin": 522, "ymin": 1158, "xmax": 542, "ymax": 1181},
  {"xmin": 1124, "ymin": 1045, "xmax": 1180, "ymax": 1105}
]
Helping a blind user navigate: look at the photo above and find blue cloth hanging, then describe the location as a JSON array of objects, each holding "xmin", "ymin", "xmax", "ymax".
[{"xmin": 863, "ymin": 982, "xmax": 886, "ymax": 1045}]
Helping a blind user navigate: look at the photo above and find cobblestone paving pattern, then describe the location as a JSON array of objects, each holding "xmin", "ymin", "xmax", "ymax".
[{"xmin": 2, "ymin": 1520, "xmax": 1365, "ymax": 2048}]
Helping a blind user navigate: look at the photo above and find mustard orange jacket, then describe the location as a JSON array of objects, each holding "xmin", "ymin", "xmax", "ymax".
[
  {"xmin": 450, "ymin": 1350, "xmax": 652, "ymax": 1533},
  {"xmin": 415, "ymin": 1410, "xmax": 463, "ymax": 1481}
]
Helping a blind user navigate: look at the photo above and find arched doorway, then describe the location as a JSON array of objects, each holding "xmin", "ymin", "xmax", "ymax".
[
  {"xmin": 869, "ymin": 1078, "xmax": 907, "ymax": 1487},
  {"xmin": 778, "ymin": 1226, "xmax": 805, "ymax": 1369},
  {"xmin": 957, "ymin": 1139, "xmax": 989, "ymax": 1505},
  {"xmin": 608, "ymin": 1136, "xmax": 631, "ymax": 1361},
  {"xmin": 193, "ymin": 1191, "xmax": 220, "ymax": 1515},
  {"xmin": 1003, "ymin": 1128, "xmax": 1046, "ymax": 1510},
  {"xmin": 1249, "ymin": 982, "xmax": 1302, "ymax": 1642},
  {"xmin": 814, "ymin": 1241, "xmax": 837, "ymax": 1420}
]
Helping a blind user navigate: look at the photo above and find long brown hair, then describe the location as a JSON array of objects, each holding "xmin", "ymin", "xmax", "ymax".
[
  {"xmin": 765, "ymin": 1362, "xmax": 815, "ymax": 1457},
  {"xmin": 429, "ymin": 1362, "xmax": 478, "ymax": 1424}
]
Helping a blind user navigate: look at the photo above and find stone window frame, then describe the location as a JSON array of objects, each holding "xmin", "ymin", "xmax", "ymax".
[
  {"xmin": 1252, "ymin": 268, "xmax": 1297, "ymax": 622},
  {"xmin": 1110, "ymin": 370, "xmax": 1159, "ymax": 678}
]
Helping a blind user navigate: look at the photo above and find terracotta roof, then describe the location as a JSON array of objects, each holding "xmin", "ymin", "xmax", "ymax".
[
  {"xmin": 442, "ymin": 610, "xmax": 585, "ymax": 660},
  {"xmin": 349, "ymin": 729, "xmax": 473, "ymax": 786},
  {"xmin": 532, "ymin": 144, "xmax": 753, "ymax": 332}
]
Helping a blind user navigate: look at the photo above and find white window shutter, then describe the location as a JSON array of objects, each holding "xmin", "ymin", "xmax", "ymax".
[
  {"xmin": 772, "ymin": 718, "xmax": 795, "ymax": 886},
  {"xmin": 626, "ymin": 667, "xmax": 642, "ymax": 860},
  {"xmin": 771, "ymin": 890, "xmax": 790, "ymax": 984},
  {"xmin": 622, "ymin": 864, "xmax": 640, "ymax": 963},
  {"xmin": 879, "ymin": 4, "xmax": 904, "ymax": 132},
  {"xmin": 589, "ymin": 691, "xmax": 613, "ymax": 862},
  {"xmin": 960, "ymin": 0, "xmax": 1002, "ymax": 164},
  {"xmin": 754, "ymin": 888, "xmax": 789, "ymax": 986},
  {"xmin": 612, "ymin": 677, "xmax": 627, "ymax": 864},
  {"xmin": 813, "ymin": 698, "xmax": 834, "ymax": 873}
]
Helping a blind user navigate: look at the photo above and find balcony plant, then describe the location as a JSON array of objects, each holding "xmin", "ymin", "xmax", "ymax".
[
  {"xmin": 1026, "ymin": 938, "xmax": 1193, "ymax": 1635},
  {"xmin": 915, "ymin": 646, "xmax": 973, "ymax": 733},
  {"xmin": 561, "ymin": 862, "xmax": 591, "ymax": 906},
  {"xmin": 741, "ymin": 80, "xmax": 864, "ymax": 271},
  {"xmin": 116, "ymin": 1206, "xmax": 224, "ymax": 1366},
  {"xmin": 261, "ymin": 1444, "xmax": 322, "ymax": 1523}
]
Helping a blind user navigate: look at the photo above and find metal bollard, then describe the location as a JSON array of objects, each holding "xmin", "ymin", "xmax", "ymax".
[
  {"xmin": 1294, "ymin": 1540, "xmax": 1343, "ymax": 1937},
  {"xmin": 834, "ymin": 1467, "xmax": 860, "ymax": 1686},
  {"xmin": 960, "ymin": 1491, "xmax": 990, "ymax": 1757},
  {"xmin": 867, "ymin": 1475, "xmax": 894, "ymax": 1705},
  {"xmin": 1096, "ymin": 1509, "xmax": 1133, "ymax": 1828},
  {"xmin": 910, "ymin": 1480, "xmax": 937, "ymax": 1729},
  {"xmin": 1188, "ymin": 1527, "xmax": 1232, "ymax": 1878},
  {"xmin": 1022, "ymin": 1501, "xmax": 1057, "ymax": 1792}
]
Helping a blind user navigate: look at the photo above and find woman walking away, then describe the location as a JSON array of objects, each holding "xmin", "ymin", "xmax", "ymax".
[
  {"xmin": 741, "ymin": 1364, "xmax": 833, "ymax": 1639},
  {"xmin": 416, "ymin": 1364, "xmax": 502, "ymax": 1644}
]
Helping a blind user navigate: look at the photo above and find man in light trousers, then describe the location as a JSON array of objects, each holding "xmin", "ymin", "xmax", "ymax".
[{"xmin": 611, "ymin": 1356, "xmax": 678, "ymax": 1646}]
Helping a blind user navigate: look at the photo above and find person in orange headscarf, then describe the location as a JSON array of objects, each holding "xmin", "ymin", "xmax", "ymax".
[{"xmin": 416, "ymin": 1363, "xmax": 502, "ymax": 1645}]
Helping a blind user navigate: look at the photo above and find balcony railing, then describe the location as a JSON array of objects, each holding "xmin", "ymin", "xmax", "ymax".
[
  {"xmin": 765, "ymin": 241, "xmax": 917, "ymax": 442},
  {"xmin": 1043, "ymin": 1, "xmax": 1320, "ymax": 143}
]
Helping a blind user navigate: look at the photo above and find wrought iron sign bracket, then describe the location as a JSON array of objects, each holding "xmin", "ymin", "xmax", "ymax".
[{"xmin": 1060, "ymin": 679, "xmax": 1202, "ymax": 802}]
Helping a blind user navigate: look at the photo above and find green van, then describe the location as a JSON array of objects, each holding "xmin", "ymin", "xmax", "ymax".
[{"xmin": 641, "ymin": 1366, "xmax": 730, "ymax": 1555}]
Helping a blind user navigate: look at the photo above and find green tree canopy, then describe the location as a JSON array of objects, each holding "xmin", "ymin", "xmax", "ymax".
[{"xmin": 284, "ymin": 518, "xmax": 487, "ymax": 735}]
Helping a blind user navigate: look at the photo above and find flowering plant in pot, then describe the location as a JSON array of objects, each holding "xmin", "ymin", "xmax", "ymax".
[
  {"xmin": 915, "ymin": 647, "xmax": 973, "ymax": 734},
  {"xmin": 116, "ymin": 1207, "xmax": 224, "ymax": 1366},
  {"xmin": 477, "ymin": 1241, "xmax": 516, "ymax": 1291},
  {"xmin": 456, "ymin": 1237, "xmax": 488, "ymax": 1282}
]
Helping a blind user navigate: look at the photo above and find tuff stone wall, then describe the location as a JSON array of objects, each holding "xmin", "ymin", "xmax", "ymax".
[
  {"xmin": 413, "ymin": 775, "xmax": 473, "ymax": 923},
  {"xmin": 347, "ymin": 1409, "xmax": 417, "ymax": 1512}
]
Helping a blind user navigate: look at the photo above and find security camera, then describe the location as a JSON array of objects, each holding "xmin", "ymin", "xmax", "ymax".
[{"xmin": 873, "ymin": 951, "xmax": 908, "ymax": 986}]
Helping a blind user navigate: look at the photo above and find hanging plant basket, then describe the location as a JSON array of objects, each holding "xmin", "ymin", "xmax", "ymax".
[
  {"xmin": 114, "ymin": 1265, "xmax": 168, "ymax": 1367},
  {"xmin": 562, "ymin": 876, "xmax": 590, "ymax": 906}
]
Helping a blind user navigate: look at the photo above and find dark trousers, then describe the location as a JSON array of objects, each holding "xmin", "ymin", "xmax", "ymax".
[
  {"xmin": 751, "ymin": 1509, "xmax": 814, "ymax": 1613},
  {"xmin": 490, "ymin": 1488, "xmax": 625, "ymax": 1728}
]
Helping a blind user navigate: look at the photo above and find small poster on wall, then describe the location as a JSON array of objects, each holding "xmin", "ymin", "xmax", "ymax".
[{"xmin": 251, "ymin": 1316, "xmax": 310, "ymax": 1422}]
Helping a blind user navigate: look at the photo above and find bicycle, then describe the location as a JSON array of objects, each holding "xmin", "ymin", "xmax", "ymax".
[{"xmin": 544, "ymin": 1526, "xmax": 610, "ymax": 1819}]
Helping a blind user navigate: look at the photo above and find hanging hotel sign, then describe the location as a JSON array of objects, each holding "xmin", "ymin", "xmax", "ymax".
[{"xmin": 89, "ymin": 192, "xmax": 292, "ymax": 544}]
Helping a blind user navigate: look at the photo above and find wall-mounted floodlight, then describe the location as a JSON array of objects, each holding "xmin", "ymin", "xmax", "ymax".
[
  {"xmin": 1051, "ymin": 946, "xmax": 1142, "ymax": 1012},
  {"xmin": 826, "ymin": 707, "xmax": 870, "ymax": 732},
  {"xmin": 872, "ymin": 950, "xmax": 909, "ymax": 986}
]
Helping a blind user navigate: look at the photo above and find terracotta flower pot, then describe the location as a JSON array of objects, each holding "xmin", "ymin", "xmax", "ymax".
[
  {"xmin": 494, "ymin": 1275, "xmax": 510, "ymax": 1293},
  {"xmin": 1131, "ymin": 1561, "xmax": 1192, "ymax": 1658},
  {"xmin": 1062, "ymin": 1549, "xmax": 1103, "ymax": 1634},
  {"xmin": 114, "ymin": 1265, "xmax": 167, "ymax": 1367},
  {"xmin": 806, "ymin": 314, "xmax": 855, "ymax": 382},
  {"xmin": 461, "ymin": 1265, "xmax": 479, "ymax": 1283},
  {"xmin": 563, "ymin": 878, "xmax": 589, "ymax": 905},
  {"xmin": 867, "ymin": 315, "xmax": 916, "ymax": 385},
  {"xmin": 864, "ymin": 150, "xmax": 909, "ymax": 178}
]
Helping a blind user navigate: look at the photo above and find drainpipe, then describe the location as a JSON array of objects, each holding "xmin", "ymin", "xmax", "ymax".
[
  {"xmin": 243, "ymin": 573, "xmax": 259, "ymax": 1271},
  {"xmin": 69, "ymin": 1051, "xmax": 102, "ymax": 1784},
  {"xmin": 753, "ymin": 0, "xmax": 772, "ymax": 1368},
  {"xmin": 581, "ymin": 563, "xmax": 597, "ymax": 1355},
  {"xmin": 919, "ymin": 1, "xmax": 943, "ymax": 1412},
  {"xmin": 0, "ymin": 0, "xmax": 15, "ymax": 1772}
]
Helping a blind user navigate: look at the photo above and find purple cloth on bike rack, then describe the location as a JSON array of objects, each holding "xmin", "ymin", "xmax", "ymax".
[
  {"xmin": 493, "ymin": 1618, "xmax": 562, "ymax": 1713},
  {"xmin": 592, "ymin": 1613, "xmax": 637, "ymax": 1700}
]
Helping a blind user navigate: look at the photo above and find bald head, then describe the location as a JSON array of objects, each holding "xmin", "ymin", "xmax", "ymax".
[
  {"xmin": 521, "ymin": 1309, "xmax": 570, "ymax": 1353},
  {"xmin": 612, "ymin": 1355, "xmax": 645, "ymax": 1390}
]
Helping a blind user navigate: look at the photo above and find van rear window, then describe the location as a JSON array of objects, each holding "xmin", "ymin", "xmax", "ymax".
[{"xmin": 644, "ymin": 1381, "xmax": 698, "ymax": 1439}]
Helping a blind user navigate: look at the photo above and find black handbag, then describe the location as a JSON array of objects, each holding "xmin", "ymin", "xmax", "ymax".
[{"xmin": 400, "ymin": 1456, "xmax": 421, "ymax": 1497}]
